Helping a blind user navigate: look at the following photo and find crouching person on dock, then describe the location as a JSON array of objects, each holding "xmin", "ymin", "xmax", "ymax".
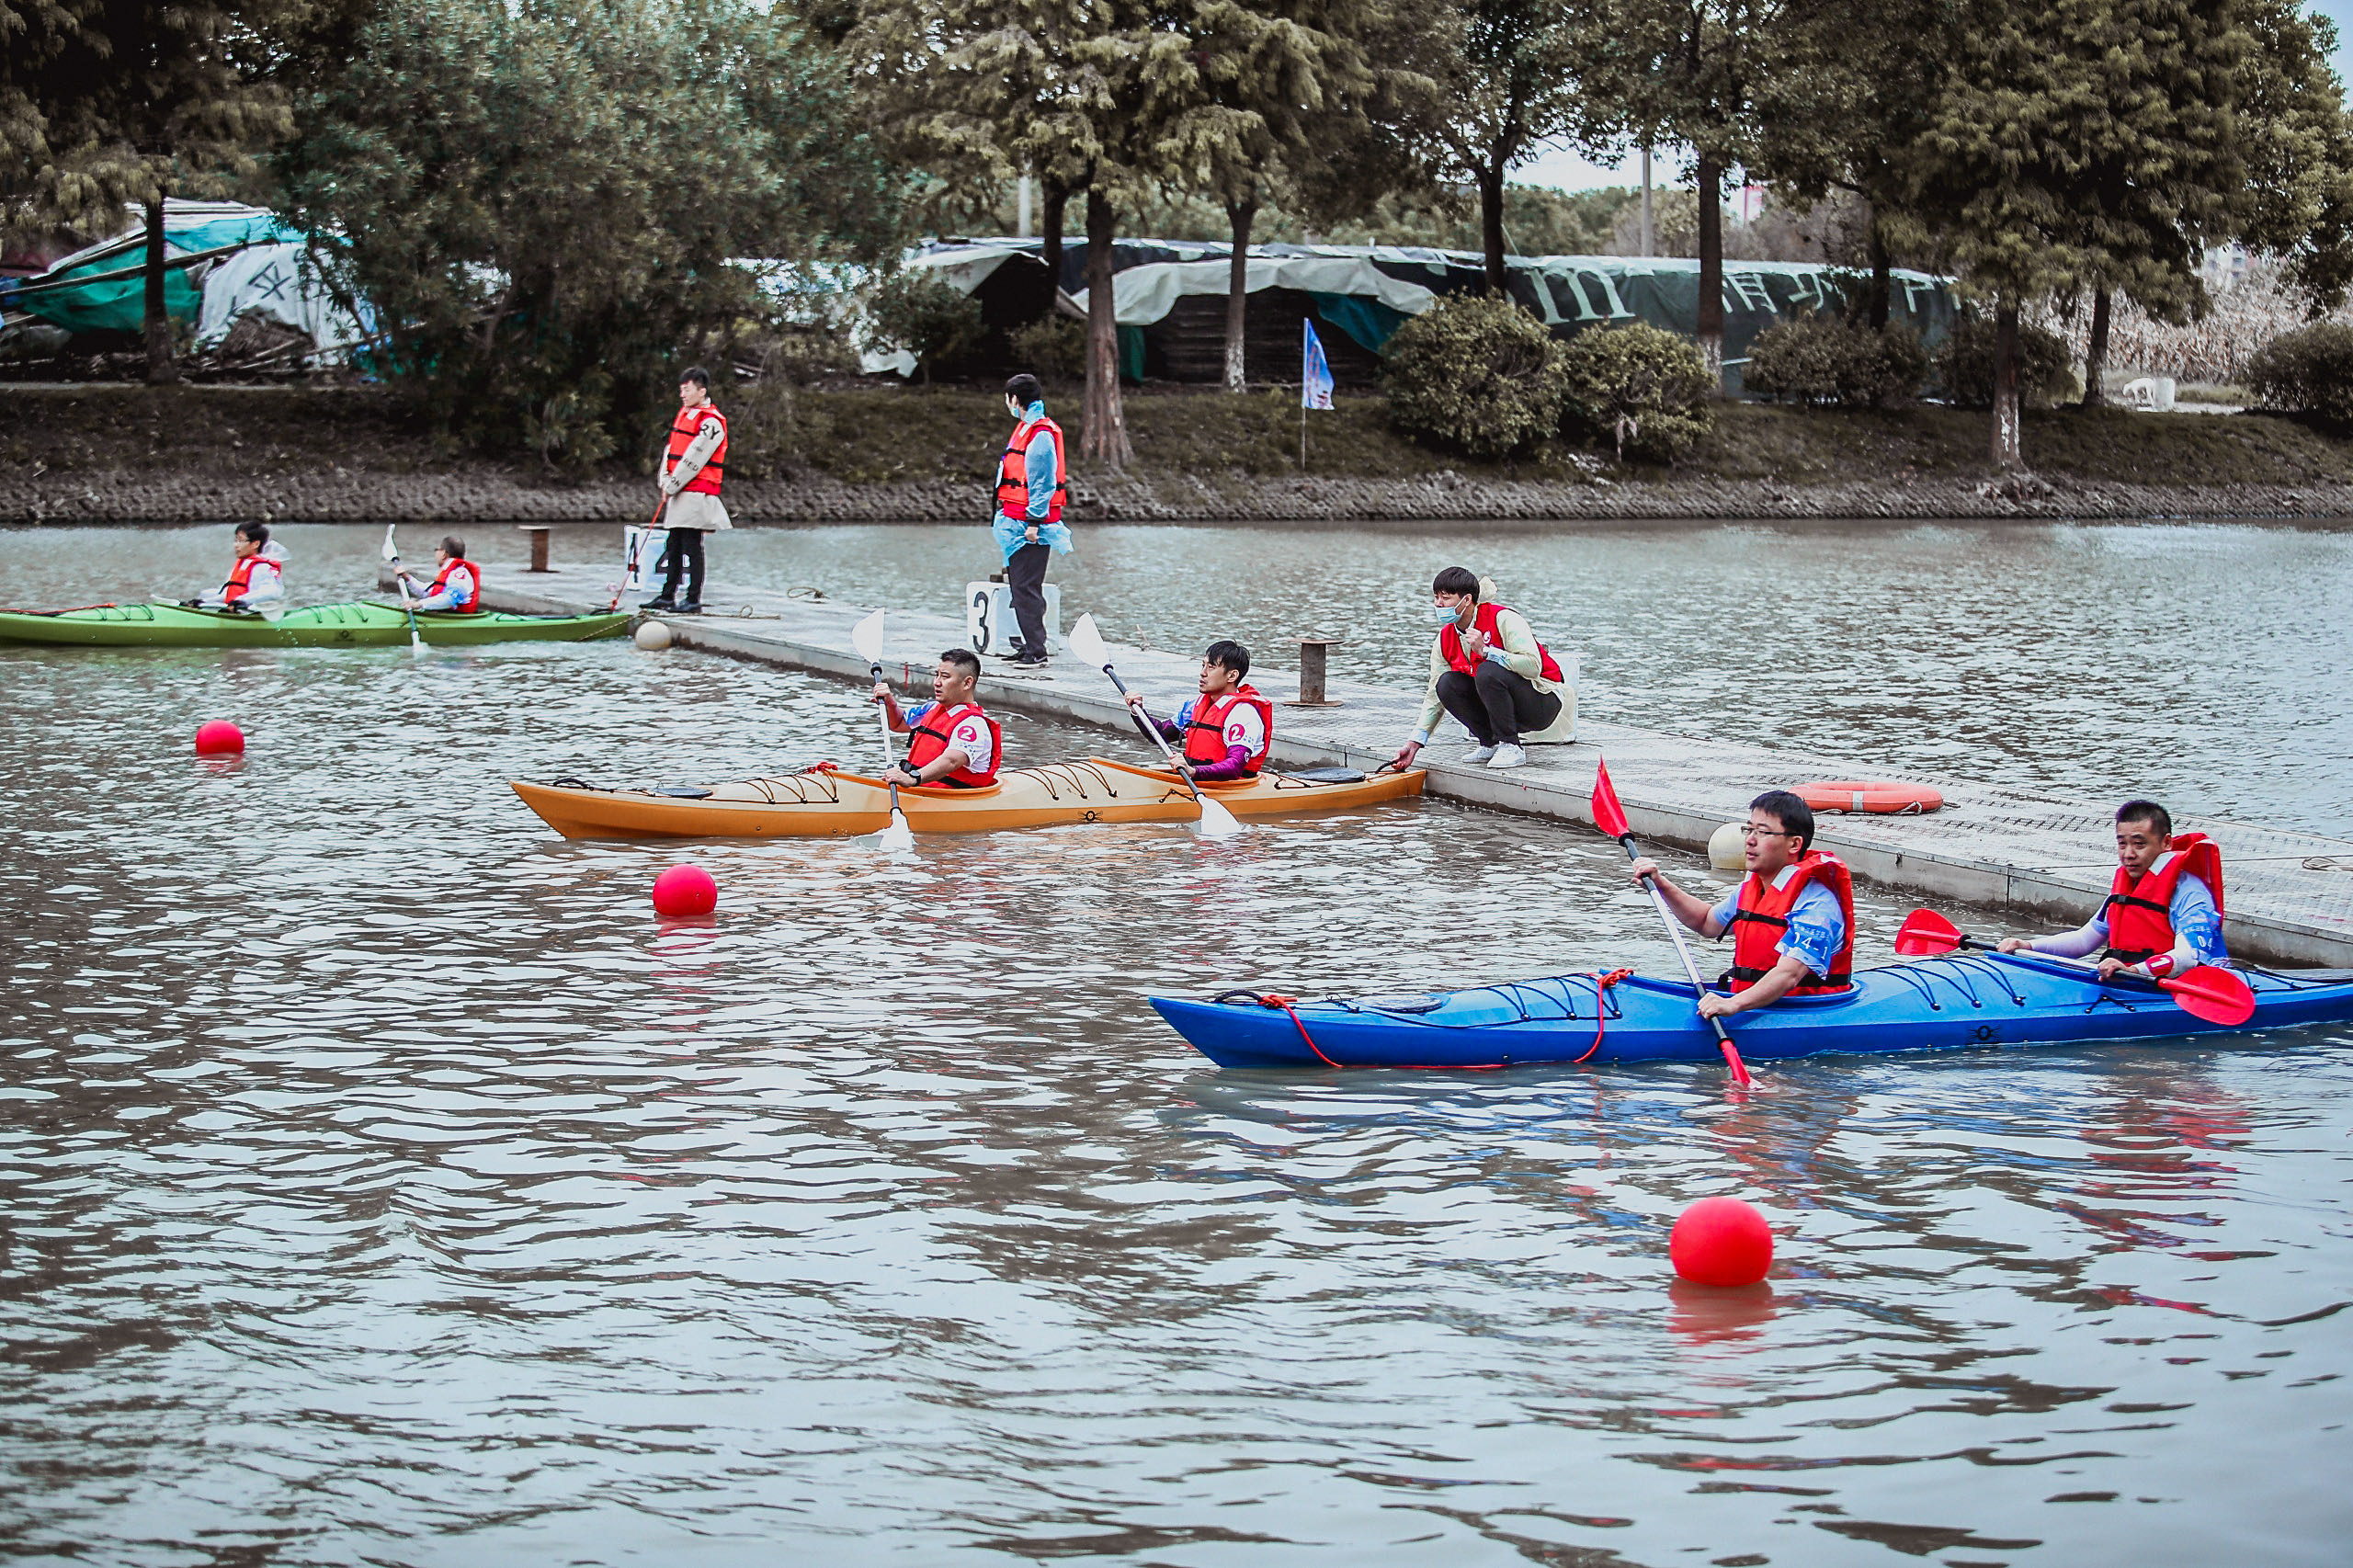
[
  {"xmin": 643, "ymin": 365, "xmax": 731, "ymax": 615},
  {"xmin": 1627, "ymin": 790, "xmax": 1856, "ymax": 1017},
  {"xmin": 873, "ymin": 648, "xmax": 1003, "ymax": 789},
  {"xmin": 1998, "ymin": 800, "xmax": 2230, "ymax": 980},
  {"xmin": 1126, "ymin": 640, "xmax": 1273, "ymax": 779},
  {"xmin": 194, "ymin": 521, "xmax": 288, "ymax": 612},
  {"xmin": 1388, "ymin": 567, "xmax": 1570, "ymax": 773},
  {"xmin": 397, "ymin": 536, "xmax": 483, "ymax": 612}
]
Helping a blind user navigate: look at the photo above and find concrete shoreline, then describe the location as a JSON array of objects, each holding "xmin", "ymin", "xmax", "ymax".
[{"xmin": 426, "ymin": 554, "xmax": 2353, "ymax": 969}]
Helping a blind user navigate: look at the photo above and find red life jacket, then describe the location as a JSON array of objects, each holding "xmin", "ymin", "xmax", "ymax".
[
  {"xmin": 665, "ymin": 403, "xmax": 728, "ymax": 497},
  {"xmin": 995, "ymin": 414, "xmax": 1067, "ymax": 525},
  {"xmin": 2102, "ymin": 834, "xmax": 2225, "ymax": 963},
  {"xmin": 1183, "ymin": 684, "xmax": 1275, "ymax": 773},
  {"xmin": 425, "ymin": 557, "xmax": 482, "ymax": 612},
  {"xmin": 1439, "ymin": 601, "xmax": 1564, "ymax": 683},
  {"xmin": 1726, "ymin": 850, "xmax": 1856, "ymax": 995},
  {"xmin": 221, "ymin": 552, "xmax": 277, "ymax": 602},
  {"xmin": 903, "ymin": 700, "xmax": 1002, "ymax": 789}
]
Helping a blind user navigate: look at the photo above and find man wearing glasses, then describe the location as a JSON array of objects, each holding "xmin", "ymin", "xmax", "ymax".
[{"xmin": 1626, "ymin": 790, "xmax": 1855, "ymax": 1017}]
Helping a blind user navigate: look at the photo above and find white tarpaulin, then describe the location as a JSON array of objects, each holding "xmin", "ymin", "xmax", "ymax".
[
  {"xmin": 1068, "ymin": 254, "xmax": 1437, "ymax": 326},
  {"xmin": 195, "ymin": 243, "xmax": 375, "ymax": 358}
]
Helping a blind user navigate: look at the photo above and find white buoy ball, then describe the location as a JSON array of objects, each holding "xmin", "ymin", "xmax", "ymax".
[
  {"xmin": 634, "ymin": 619, "xmax": 673, "ymax": 651},
  {"xmin": 1709, "ymin": 821, "xmax": 1747, "ymax": 871}
]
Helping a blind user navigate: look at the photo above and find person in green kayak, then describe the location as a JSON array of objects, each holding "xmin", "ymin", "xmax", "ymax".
[
  {"xmin": 191, "ymin": 520, "xmax": 288, "ymax": 612},
  {"xmin": 1625, "ymin": 790, "xmax": 1856, "ymax": 1017}
]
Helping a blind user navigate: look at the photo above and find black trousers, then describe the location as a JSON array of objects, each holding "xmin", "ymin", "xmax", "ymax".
[
  {"xmin": 1436, "ymin": 663, "xmax": 1561, "ymax": 745},
  {"xmin": 656, "ymin": 528, "xmax": 707, "ymax": 605},
  {"xmin": 1006, "ymin": 540, "xmax": 1050, "ymax": 653}
]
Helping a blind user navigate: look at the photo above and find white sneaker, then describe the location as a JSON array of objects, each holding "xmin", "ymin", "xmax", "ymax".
[
  {"xmin": 1461, "ymin": 744, "xmax": 1497, "ymax": 764},
  {"xmin": 1488, "ymin": 744, "xmax": 1529, "ymax": 769}
]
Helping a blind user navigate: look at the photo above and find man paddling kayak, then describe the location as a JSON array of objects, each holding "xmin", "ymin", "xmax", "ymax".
[
  {"xmin": 1997, "ymin": 800, "xmax": 2230, "ymax": 980},
  {"xmin": 395, "ymin": 536, "xmax": 483, "ymax": 612},
  {"xmin": 1124, "ymin": 640, "xmax": 1274, "ymax": 780},
  {"xmin": 1388, "ymin": 567, "xmax": 1570, "ymax": 772},
  {"xmin": 873, "ymin": 647, "xmax": 1003, "ymax": 789},
  {"xmin": 192, "ymin": 521, "xmax": 288, "ymax": 612},
  {"xmin": 1626, "ymin": 789, "xmax": 1854, "ymax": 1018}
]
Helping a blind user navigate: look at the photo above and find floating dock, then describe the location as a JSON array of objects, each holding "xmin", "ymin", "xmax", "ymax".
[{"xmin": 425, "ymin": 555, "xmax": 2353, "ymax": 968}]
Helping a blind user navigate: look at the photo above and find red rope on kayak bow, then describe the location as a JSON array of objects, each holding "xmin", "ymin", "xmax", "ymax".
[
  {"xmin": 1256, "ymin": 994, "xmax": 1345, "ymax": 1068},
  {"xmin": 1573, "ymin": 969, "xmax": 1634, "ymax": 1064}
]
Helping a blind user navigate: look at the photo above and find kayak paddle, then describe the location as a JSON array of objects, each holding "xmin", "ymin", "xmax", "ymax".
[
  {"xmin": 1591, "ymin": 756, "xmax": 1752, "ymax": 1085},
  {"xmin": 1067, "ymin": 613, "xmax": 1244, "ymax": 839},
  {"xmin": 849, "ymin": 608, "xmax": 916, "ymax": 850},
  {"xmin": 1893, "ymin": 908, "xmax": 2256, "ymax": 1025},
  {"xmin": 380, "ymin": 523, "xmax": 425, "ymax": 655},
  {"xmin": 609, "ymin": 498, "xmax": 667, "ymax": 613}
]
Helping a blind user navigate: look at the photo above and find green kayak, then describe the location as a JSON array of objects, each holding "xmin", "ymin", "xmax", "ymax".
[{"xmin": 0, "ymin": 600, "xmax": 631, "ymax": 648}]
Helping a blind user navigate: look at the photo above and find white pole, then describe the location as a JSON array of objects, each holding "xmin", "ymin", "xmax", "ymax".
[
  {"xmin": 1017, "ymin": 173, "xmax": 1034, "ymax": 239},
  {"xmin": 1640, "ymin": 146, "xmax": 1654, "ymax": 257}
]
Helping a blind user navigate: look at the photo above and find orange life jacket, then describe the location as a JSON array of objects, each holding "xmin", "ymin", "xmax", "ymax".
[
  {"xmin": 221, "ymin": 552, "xmax": 277, "ymax": 603},
  {"xmin": 1183, "ymin": 684, "xmax": 1275, "ymax": 773},
  {"xmin": 425, "ymin": 557, "xmax": 482, "ymax": 612},
  {"xmin": 1726, "ymin": 850, "xmax": 1856, "ymax": 994},
  {"xmin": 2102, "ymin": 834, "xmax": 2225, "ymax": 964},
  {"xmin": 665, "ymin": 403, "xmax": 728, "ymax": 497},
  {"xmin": 1439, "ymin": 601, "xmax": 1564, "ymax": 683},
  {"xmin": 904, "ymin": 700, "xmax": 1002, "ymax": 789},
  {"xmin": 995, "ymin": 413, "xmax": 1067, "ymax": 525}
]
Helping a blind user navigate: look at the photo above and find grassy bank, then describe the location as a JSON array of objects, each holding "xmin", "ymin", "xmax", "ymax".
[{"xmin": 8, "ymin": 381, "xmax": 2353, "ymax": 518}]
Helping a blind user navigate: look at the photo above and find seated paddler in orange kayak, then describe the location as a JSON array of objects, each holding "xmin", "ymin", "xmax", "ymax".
[
  {"xmin": 1123, "ymin": 639, "xmax": 1274, "ymax": 780},
  {"xmin": 872, "ymin": 646, "xmax": 1004, "ymax": 789}
]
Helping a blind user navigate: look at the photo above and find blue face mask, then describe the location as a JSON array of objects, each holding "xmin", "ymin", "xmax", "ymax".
[{"xmin": 1429, "ymin": 602, "xmax": 1463, "ymax": 625}]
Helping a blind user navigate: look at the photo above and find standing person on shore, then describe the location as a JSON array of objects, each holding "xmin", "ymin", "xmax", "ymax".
[
  {"xmin": 642, "ymin": 366, "xmax": 731, "ymax": 615},
  {"xmin": 395, "ymin": 536, "xmax": 483, "ymax": 612},
  {"xmin": 1387, "ymin": 568, "xmax": 1570, "ymax": 772},
  {"xmin": 193, "ymin": 520, "xmax": 288, "ymax": 612},
  {"xmin": 992, "ymin": 372, "xmax": 1070, "ymax": 665}
]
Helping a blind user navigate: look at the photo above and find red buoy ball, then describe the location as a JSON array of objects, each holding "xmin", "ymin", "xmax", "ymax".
[
  {"xmin": 1669, "ymin": 1197, "xmax": 1774, "ymax": 1288},
  {"xmin": 651, "ymin": 864, "xmax": 718, "ymax": 917},
  {"xmin": 194, "ymin": 721, "xmax": 245, "ymax": 756}
]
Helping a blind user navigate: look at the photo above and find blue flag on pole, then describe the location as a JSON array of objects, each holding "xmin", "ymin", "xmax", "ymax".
[{"xmin": 1302, "ymin": 318, "xmax": 1335, "ymax": 409}]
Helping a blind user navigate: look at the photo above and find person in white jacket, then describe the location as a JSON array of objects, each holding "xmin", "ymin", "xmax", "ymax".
[{"xmin": 194, "ymin": 521, "xmax": 288, "ymax": 611}]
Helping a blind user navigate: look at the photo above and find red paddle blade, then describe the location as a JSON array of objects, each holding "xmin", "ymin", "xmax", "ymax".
[
  {"xmin": 1591, "ymin": 757, "xmax": 1631, "ymax": 840},
  {"xmin": 2163, "ymin": 965, "xmax": 2257, "ymax": 1027},
  {"xmin": 1893, "ymin": 907, "xmax": 1966, "ymax": 957}
]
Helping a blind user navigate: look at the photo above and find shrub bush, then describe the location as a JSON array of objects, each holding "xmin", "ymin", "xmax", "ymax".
[
  {"xmin": 859, "ymin": 271, "xmax": 985, "ymax": 382},
  {"xmin": 1933, "ymin": 315, "xmax": 2079, "ymax": 408},
  {"xmin": 1743, "ymin": 315, "xmax": 1928, "ymax": 407},
  {"xmin": 1557, "ymin": 321, "xmax": 1715, "ymax": 462},
  {"xmin": 2245, "ymin": 324, "xmax": 2353, "ymax": 430},
  {"xmin": 1381, "ymin": 293, "xmax": 1568, "ymax": 458},
  {"xmin": 1009, "ymin": 313, "xmax": 1086, "ymax": 383}
]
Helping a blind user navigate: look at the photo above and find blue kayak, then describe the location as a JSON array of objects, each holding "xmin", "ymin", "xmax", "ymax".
[{"xmin": 1150, "ymin": 952, "xmax": 2353, "ymax": 1069}]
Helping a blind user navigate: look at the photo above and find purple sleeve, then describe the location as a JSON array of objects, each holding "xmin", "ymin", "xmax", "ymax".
[{"xmin": 1189, "ymin": 743, "xmax": 1256, "ymax": 782}]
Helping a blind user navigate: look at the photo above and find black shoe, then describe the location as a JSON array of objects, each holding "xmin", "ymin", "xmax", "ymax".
[
  {"xmin": 676, "ymin": 602, "xmax": 703, "ymax": 615},
  {"xmin": 1011, "ymin": 650, "xmax": 1049, "ymax": 666},
  {"xmin": 640, "ymin": 597, "xmax": 676, "ymax": 612}
]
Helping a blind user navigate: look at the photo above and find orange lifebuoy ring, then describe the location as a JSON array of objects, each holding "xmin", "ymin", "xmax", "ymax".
[{"xmin": 1794, "ymin": 779, "xmax": 1943, "ymax": 815}]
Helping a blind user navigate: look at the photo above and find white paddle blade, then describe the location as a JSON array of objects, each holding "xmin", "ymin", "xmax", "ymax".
[
  {"xmin": 380, "ymin": 523, "xmax": 399, "ymax": 562},
  {"xmin": 850, "ymin": 608, "xmax": 887, "ymax": 665},
  {"xmin": 1196, "ymin": 794, "xmax": 1246, "ymax": 839},
  {"xmin": 878, "ymin": 811, "xmax": 915, "ymax": 851},
  {"xmin": 1065, "ymin": 612, "xmax": 1108, "ymax": 668}
]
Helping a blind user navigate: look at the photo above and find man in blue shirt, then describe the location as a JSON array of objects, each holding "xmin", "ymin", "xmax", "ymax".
[{"xmin": 991, "ymin": 373, "xmax": 1070, "ymax": 666}]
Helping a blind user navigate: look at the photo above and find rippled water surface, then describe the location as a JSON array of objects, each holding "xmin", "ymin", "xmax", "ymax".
[{"xmin": 2, "ymin": 523, "xmax": 2350, "ymax": 1565}]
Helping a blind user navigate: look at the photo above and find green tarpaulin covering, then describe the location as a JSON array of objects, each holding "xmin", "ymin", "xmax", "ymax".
[{"xmin": 15, "ymin": 212, "xmax": 301, "ymax": 335}]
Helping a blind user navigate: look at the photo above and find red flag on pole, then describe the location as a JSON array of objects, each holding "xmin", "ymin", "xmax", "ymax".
[{"xmin": 1591, "ymin": 756, "xmax": 1631, "ymax": 839}]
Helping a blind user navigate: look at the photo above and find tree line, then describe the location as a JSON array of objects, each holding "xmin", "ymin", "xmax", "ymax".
[{"xmin": 5, "ymin": 0, "xmax": 2350, "ymax": 472}]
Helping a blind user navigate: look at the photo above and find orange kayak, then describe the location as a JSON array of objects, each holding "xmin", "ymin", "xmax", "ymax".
[{"xmin": 511, "ymin": 758, "xmax": 1425, "ymax": 840}]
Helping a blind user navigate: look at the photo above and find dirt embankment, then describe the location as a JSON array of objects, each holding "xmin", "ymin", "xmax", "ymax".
[{"xmin": 7, "ymin": 383, "xmax": 2352, "ymax": 525}]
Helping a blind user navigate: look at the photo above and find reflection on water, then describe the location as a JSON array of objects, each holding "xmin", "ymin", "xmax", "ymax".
[{"xmin": 0, "ymin": 527, "xmax": 2349, "ymax": 1565}]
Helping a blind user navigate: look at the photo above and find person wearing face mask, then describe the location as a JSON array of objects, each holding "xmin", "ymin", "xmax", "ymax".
[
  {"xmin": 990, "ymin": 372, "xmax": 1071, "ymax": 666},
  {"xmin": 1387, "ymin": 567, "xmax": 1567, "ymax": 772}
]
